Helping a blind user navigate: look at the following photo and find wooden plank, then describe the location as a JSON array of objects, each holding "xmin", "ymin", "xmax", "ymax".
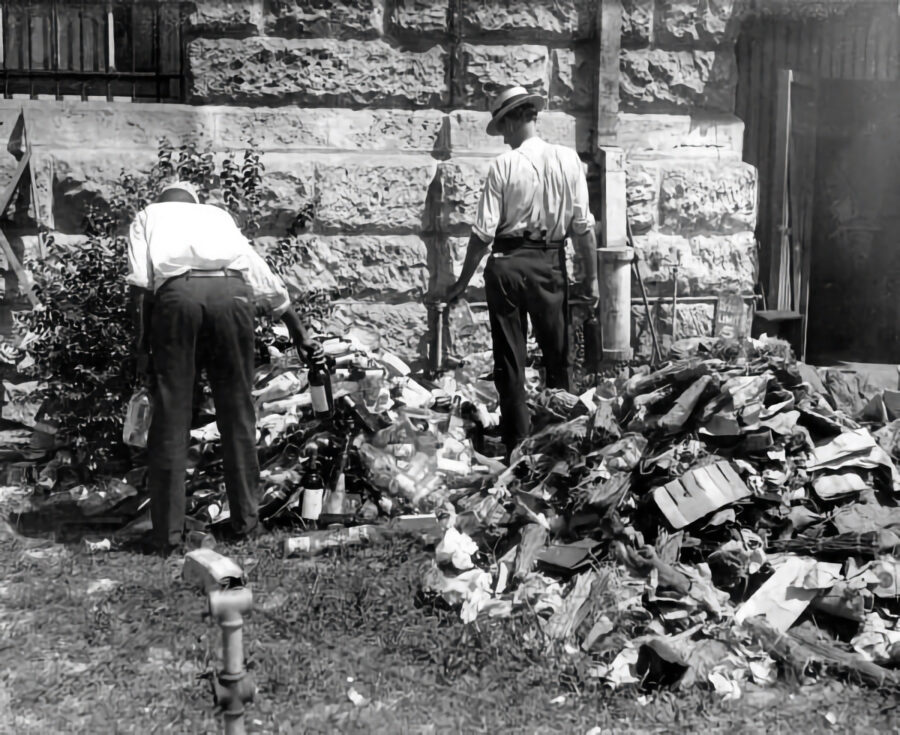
[
  {"xmin": 594, "ymin": 0, "xmax": 622, "ymax": 151},
  {"xmin": 0, "ymin": 230, "xmax": 38, "ymax": 308},
  {"xmin": 769, "ymin": 70, "xmax": 791, "ymax": 310},
  {"xmin": 0, "ymin": 147, "xmax": 31, "ymax": 218}
]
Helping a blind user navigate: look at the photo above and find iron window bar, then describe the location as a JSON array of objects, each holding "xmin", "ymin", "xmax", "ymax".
[{"xmin": 0, "ymin": 1, "xmax": 185, "ymax": 102}]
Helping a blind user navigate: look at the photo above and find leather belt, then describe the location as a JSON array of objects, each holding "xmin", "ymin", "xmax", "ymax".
[
  {"xmin": 187, "ymin": 268, "xmax": 243, "ymax": 278},
  {"xmin": 492, "ymin": 236, "xmax": 565, "ymax": 255}
]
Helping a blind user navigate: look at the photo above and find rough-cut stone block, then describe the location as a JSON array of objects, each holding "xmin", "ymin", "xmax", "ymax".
[
  {"xmin": 551, "ymin": 47, "xmax": 593, "ymax": 112},
  {"xmin": 461, "ymin": 0, "xmax": 595, "ymax": 41},
  {"xmin": 329, "ymin": 300, "xmax": 431, "ymax": 361},
  {"xmin": 443, "ymin": 110, "xmax": 590, "ymax": 155},
  {"xmin": 620, "ymin": 48, "xmax": 737, "ymax": 112},
  {"xmin": 655, "ymin": 0, "xmax": 737, "ymax": 48},
  {"xmin": 264, "ymin": 0, "xmax": 383, "ymax": 38},
  {"xmin": 189, "ymin": 1, "xmax": 263, "ymax": 34},
  {"xmin": 618, "ymin": 112, "xmax": 743, "ymax": 159},
  {"xmin": 15, "ymin": 101, "xmax": 214, "ymax": 150},
  {"xmin": 631, "ymin": 231, "xmax": 756, "ymax": 297},
  {"xmin": 622, "ymin": 0, "xmax": 654, "ymax": 47},
  {"xmin": 659, "ymin": 160, "xmax": 757, "ymax": 234},
  {"xmin": 214, "ymin": 108, "xmax": 445, "ymax": 153},
  {"xmin": 36, "ymin": 149, "xmax": 158, "ymax": 233},
  {"xmin": 457, "ymin": 44, "xmax": 549, "ymax": 110},
  {"xmin": 437, "ymin": 158, "xmax": 492, "ymax": 232},
  {"xmin": 315, "ymin": 156, "xmax": 438, "ymax": 235},
  {"xmin": 389, "ymin": 0, "xmax": 448, "ymax": 35},
  {"xmin": 632, "ymin": 302, "xmax": 715, "ymax": 357},
  {"xmin": 266, "ymin": 235, "xmax": 428, "ymax": 296},
  {"xmin": 189, "ymin": 38, "xmax": 448, "ymax": 108},
  {"xmin": 250, "ymin": 154, "xmax": 317, "ymax": 235},
  {"xmin": 627, "ymin": 160, "xmax": 660, "ymax": 235}
]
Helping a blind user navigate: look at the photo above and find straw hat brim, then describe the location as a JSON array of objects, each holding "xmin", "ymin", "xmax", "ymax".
[{"xmin": 486, "ymin": 93, "xmax": 545, "ymax": 136}]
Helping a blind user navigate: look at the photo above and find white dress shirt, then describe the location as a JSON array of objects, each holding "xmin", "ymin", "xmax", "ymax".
[
  {"xmin": 127, "ymin": 202, "xmax": 291, "ymax": 317},
  {"xmin": 472, "ymin": 136, "xmax": 595, "ymax": 244}
]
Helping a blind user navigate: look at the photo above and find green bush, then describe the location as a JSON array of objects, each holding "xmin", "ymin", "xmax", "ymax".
[{"xmin": 17, "ymin": 139, "xmax": 322, "ymax": 474}]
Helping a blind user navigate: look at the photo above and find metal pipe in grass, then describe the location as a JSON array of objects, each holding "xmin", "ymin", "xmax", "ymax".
[{"xmin": 209, "ymin": 587, "xmax": 255, "ymax": 735}]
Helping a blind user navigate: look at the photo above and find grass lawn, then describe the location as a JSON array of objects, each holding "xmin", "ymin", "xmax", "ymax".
[{"xmin": 1, "ymin": 525, "xmax": 899, "ymax": 734}]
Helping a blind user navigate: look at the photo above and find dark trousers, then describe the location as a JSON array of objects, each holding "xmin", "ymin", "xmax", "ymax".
[
  {"xmin": 148, "ymin": 274, "xmax": 259, "ymax": 548},
  {"xmin": 484, "ymin": 247, "xmax": 570, "ymax": 452}
]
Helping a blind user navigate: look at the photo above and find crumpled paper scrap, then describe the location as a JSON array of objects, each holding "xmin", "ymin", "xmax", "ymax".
[{"xmin": 435, "ymin": 527, "xmax": 478, "ymax": 570}]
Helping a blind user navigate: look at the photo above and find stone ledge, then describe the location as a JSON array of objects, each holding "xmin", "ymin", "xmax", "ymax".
[
  {"xmin": 443, "ymin": 110, "xmax": 591, "ymax": 156},
  {"xmin": 619, "ymin": 112, "xmax": 744, "ymax": 158},
  {"xmin": 213, "ymin": 108, "xmax": 446, "ymax": 153},
  {"xmin": 188, "ymin": 37, "xmax": 448, "ymax": 108},
  {"xmin": 3, "ymin": 101, "xmax": 215, "ymax": 150}
]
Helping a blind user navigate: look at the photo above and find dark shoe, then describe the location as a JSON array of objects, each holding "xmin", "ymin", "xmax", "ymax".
[{"xmin": 212, "ymin": 522, "xmax": 265, "ymax": 544}]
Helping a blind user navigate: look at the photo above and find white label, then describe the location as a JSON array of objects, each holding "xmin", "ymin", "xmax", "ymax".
[
  {"xmin": 311, "ymin": 384, "xmax": 329, "ymax": 413},
  {"xmin": 301, "ymin": 488, "xmax": 323, "ymax": 520}
]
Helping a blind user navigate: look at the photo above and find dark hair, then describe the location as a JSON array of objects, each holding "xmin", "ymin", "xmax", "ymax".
[
  {"xmin": 156, "ymin": 188, "xmax": 198, "ymax": 204},
  {"xmin": 505, "ymin": 103, "xmax": 538, "ymax": 125}
]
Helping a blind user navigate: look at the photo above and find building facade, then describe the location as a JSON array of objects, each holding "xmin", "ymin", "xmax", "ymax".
[{"xmin": 0, "ymin": 0, "xmax": 765, "ymax": 362}]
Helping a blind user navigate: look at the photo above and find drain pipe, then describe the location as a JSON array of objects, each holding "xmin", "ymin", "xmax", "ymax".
[
  {"xmin": 597, "ymin": 147, "xmax": 634, "ymax": 370},
  {"xmin": 209, "ymin": 587, "xmax": 255, "ymax": 735},
  {"xmin": 184, "ymin": 549, "xmax": 256, "ymax": 735}
]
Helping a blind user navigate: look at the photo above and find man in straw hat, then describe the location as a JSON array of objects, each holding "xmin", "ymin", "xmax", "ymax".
[
  {"xmin": 442, "ymin": 85, "xmax": 599, "ymax": 460},
  {"xmin": 127, "ymin": 181, "xmax": 324, "ymax": 553}
]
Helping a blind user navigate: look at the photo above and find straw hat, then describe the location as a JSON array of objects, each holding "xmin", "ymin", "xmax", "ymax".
[{"xmin": 486, "ymin": 85, "xmax": 545, "ymax": 136}]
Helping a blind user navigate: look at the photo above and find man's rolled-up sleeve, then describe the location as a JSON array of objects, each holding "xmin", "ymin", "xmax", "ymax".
[
  {"xmin": 571, "ymin": 160, "xmax": 596, "ymax": 236},
  {"xmin": 126, "ymin": 211, "xmax": 152, "ymax": 290},
  {"xmin": 472, "ymin": 159, "xmax": 504, "ymax": 244},
  {"xmin": 244, "ymin": 249, "xmax": 291, "ymax": 318}
]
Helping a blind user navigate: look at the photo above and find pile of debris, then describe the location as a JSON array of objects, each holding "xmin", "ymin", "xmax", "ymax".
[
  {"xmin": 421, "ymin": 337, "xmax": 900, "ymax": 696},
  {"xmin": 7, "ymin": 323, "xmax": 900, "ymax": 696}
]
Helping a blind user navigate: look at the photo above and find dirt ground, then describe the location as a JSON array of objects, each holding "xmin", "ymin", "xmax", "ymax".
[{"xmin": 1, "ymin": 520, "xmax": 899, "ymax": 735}]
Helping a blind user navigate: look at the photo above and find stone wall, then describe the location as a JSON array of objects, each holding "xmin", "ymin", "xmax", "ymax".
[{"xmin": 7, "ymin": 0, "xmax": 758, "ymax": 362}]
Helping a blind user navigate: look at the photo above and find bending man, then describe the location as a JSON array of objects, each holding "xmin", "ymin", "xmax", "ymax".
[{"xmin": 127, "ymin": 181, "xmax": 322, "ymax": 553}]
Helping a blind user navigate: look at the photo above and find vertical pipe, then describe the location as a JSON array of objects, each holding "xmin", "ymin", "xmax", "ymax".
[{"xmin": 597, "ymin": 146, "xmax": 633, "ymax": 364}]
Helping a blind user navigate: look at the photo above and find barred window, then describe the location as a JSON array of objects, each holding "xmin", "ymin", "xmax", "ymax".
[{"xmin": 0, "ymin": 1, "xmax": 185, "ymax": 101}]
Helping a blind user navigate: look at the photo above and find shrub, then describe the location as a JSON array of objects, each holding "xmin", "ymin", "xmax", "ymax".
[{"xmin": 18, "ymin": 139, "xmax": 321, "ymax": 475}]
